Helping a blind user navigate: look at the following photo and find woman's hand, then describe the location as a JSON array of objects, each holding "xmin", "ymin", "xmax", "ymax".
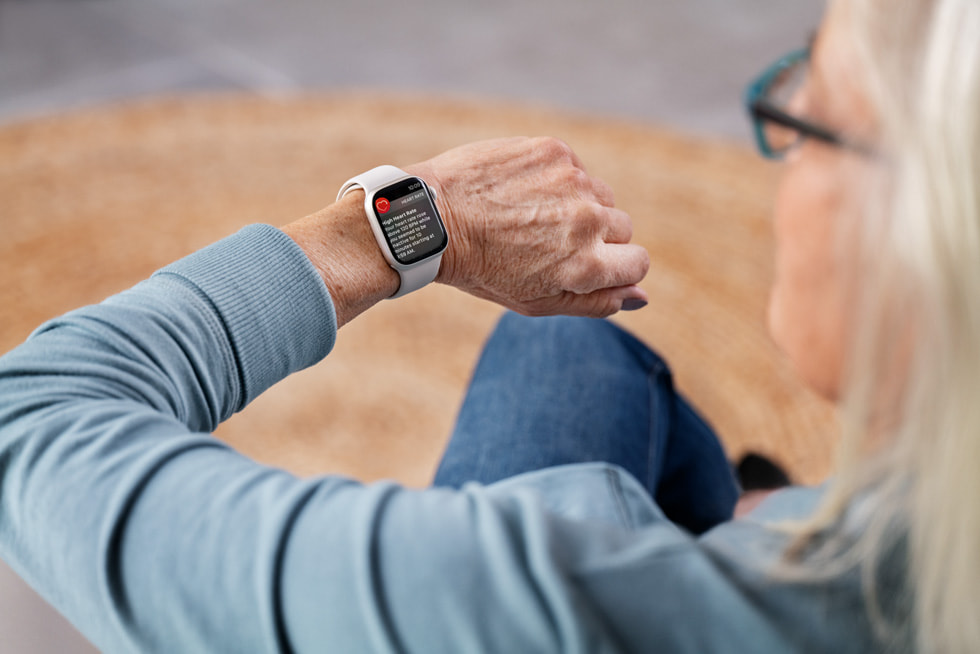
[{"xmin": 408, "ymin": 137, "xmax": 650, "ymax": 318}]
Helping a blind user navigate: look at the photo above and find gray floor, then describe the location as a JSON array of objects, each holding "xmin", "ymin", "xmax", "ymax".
[
  {"xmin": 0, "ymin": 0, "xmax": 822, "ymax": 137},
  {"xmin": 0, "ymin": 1, "xmax": 822, "ymax": 651}
]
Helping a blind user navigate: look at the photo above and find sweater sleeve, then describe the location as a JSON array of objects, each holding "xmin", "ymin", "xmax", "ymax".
[{"xmin": 0, "ymin": 225, "xmax": 341, "ymax": 651}]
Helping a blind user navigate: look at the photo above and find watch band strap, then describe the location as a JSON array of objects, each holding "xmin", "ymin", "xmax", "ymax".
[
  {"xmin": 336, "ymin": 165, "xmax": 406, "ymax": 203},
  {"xmin": 388, "ymin": 256, "xmax": 442, "ymax": 298},
  {"xmin": 337, "ymin": 165, "xmax": 444, "ymax": 299}
]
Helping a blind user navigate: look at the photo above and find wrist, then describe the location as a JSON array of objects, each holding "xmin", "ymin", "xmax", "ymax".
[{"xmin": 281, "ymin": 191, "xmax": 398, "ymax": 328}]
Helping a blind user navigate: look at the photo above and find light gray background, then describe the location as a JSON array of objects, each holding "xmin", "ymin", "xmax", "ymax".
[{"xmin": 0, "ymin": 0, "xmax": 822, "ymax": 651}]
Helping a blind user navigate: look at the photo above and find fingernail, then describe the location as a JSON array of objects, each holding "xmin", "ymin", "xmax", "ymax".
[{"xmin": 621, "ymin": 298, "xmax": 648, "ymax": 312}]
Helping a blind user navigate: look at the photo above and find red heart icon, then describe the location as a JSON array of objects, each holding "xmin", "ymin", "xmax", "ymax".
[{"xmin": 375, "ymin": 197, "xmax": 390, "ymax": 214}]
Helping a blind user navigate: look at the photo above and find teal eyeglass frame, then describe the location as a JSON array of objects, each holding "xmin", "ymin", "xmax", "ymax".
[{"xmin": 745, "ymin": 48, "xmax": 873, "ymax": 159}]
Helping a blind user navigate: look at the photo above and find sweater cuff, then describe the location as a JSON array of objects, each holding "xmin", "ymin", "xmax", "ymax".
[{"xmin": 154, "ymin": 224, "xmax": 338, "ymax": 409}]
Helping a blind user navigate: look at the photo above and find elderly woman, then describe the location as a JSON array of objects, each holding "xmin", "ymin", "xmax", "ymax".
[{"xmin": 0, "ymin": 0, "xmax": 975, "ymax": 651}]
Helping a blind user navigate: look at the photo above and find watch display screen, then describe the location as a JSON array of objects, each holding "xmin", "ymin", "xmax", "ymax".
[{"xmin": 372, "ymin": 178, "xmax": 448, "ymax": 266}]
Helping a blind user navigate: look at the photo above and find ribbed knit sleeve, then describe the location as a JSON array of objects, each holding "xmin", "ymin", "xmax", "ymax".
[
  {"xmin": 0, "ymin": 225, "xmax": 339, "ymax": 651},
  {"xmin": 154, "ymin": 223, "xmax": 337, "ymax": 410}
]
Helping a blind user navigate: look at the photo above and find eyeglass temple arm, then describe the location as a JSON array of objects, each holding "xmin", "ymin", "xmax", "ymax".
[{"xmin": 750, "ymin": 100, "xmax": 876, "ymax": 157}]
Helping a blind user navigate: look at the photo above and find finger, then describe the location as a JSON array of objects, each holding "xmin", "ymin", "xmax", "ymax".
[
  {"xmin": 547, "ymin": 285, "xmax": 650, "ymax": 319},
  {"xmin": 558, "ymin": 138, "xmax": 587, "ymax": 172},
  {"xmin": 600, "ymin": 207, "xmax": 634, "ymax": 244},
  {"xmin": 533, "ymin": 136, "xmax": 587, "ymax": 173},
  {"xmin": 583, "ymin": 243, "xmax": 650, "ymax": 292},
  {"xmin": 562, "ymin": 242, "xmax": 648, "ymax": 295},
  {"xmin": 591, "ymin": 178, "xmax": 616, "ymax": 208}
]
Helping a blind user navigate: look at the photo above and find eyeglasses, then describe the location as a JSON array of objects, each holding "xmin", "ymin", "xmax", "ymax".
[{"xmin": 745, "ymin": 48, "xmax": 873, "ymax": 159}]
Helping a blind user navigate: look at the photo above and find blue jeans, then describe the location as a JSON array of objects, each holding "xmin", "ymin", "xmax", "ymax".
[{"xmin": 434, "ymin": 313, "xmax": 739, "ymax": 535}]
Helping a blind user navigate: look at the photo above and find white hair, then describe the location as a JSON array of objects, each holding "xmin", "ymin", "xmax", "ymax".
[{"xmin": 796, "ymin": 1, "xmax": 980, "ymax": 651}]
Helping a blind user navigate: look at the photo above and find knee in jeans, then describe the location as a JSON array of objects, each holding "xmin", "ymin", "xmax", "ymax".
[
  {"xmin": 493, "ymin": 312, "xmax": 667, "ymax": 373},
  {"xmin": 494, "ymin": 312, "xmax": 605, "ymax": 348}
]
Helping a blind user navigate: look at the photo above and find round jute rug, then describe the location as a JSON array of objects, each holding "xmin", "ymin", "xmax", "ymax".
[{"xmin": 0, "ymin": 94, "xmax": 837, "ymax": 486}]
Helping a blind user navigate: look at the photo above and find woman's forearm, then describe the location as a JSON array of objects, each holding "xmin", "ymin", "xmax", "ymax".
[{"xmin": 281, "ymin": 190, "xmax": 399, "ymax": 329}]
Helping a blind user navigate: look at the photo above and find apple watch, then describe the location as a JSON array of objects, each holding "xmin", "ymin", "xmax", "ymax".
[{"xmin": 337, "ymin": 165, "xmax": 449, "ymax": 298}]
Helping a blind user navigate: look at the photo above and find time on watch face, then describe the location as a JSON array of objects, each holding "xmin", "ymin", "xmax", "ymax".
[{"xmin": 371, "ymin": 177, "xmax": 448, "ymax": 266}]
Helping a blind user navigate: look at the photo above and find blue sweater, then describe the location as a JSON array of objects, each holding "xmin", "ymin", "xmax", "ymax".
[{"xmin": 0, "ymin": 225, "xmax": 884, "ymax": 652}]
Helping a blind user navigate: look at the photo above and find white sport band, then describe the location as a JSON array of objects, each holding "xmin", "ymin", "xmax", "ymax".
[{"xmin": 337, "ymin": 165, "xmax": 448, "ymax": 299}]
